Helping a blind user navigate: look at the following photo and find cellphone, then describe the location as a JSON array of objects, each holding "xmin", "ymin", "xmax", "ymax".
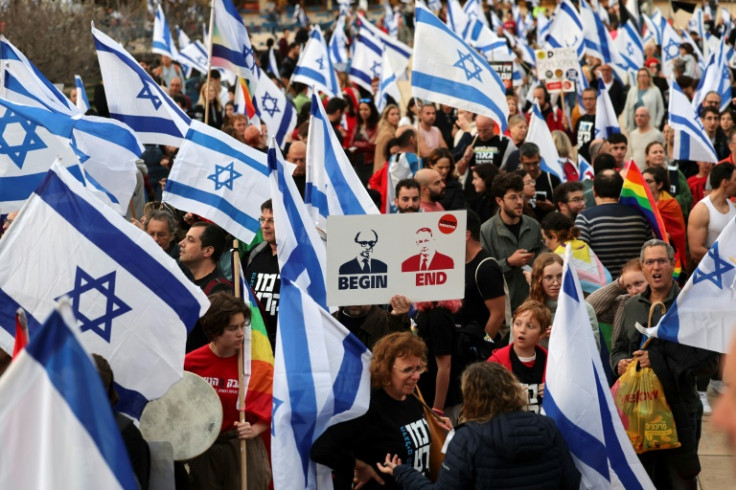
[
  {"xmin": 522, "ymin": 265, "xmax": 532, "ymax": 272},
  {"xmin": 534, "ymin": 191, "xmax": 547, "ymax": 201}
]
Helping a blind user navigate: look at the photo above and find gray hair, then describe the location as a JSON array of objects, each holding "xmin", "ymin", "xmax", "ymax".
[
  {"xmin": 145, "ymin": 209, "xmax": 178, "ymax": 236},
  {"xmin": 639, "ymin": 239, "xmax": 675, "ymax": 262}
]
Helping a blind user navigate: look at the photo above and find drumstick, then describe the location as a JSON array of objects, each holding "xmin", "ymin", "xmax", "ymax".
[{"xmin": 233, "ymin": 244, "xmax": 248, "ymax": 490}]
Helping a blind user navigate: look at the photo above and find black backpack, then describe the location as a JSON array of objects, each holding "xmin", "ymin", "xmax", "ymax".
[{"xmin": 452, "ymin": 322, "xmax": 494, "ymax": 368}]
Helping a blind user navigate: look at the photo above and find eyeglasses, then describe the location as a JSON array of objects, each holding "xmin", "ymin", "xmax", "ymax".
[
  {"xmin": 394, "ymin": 365, "xmax": 425, "ymax": 375},
  {"xmin": 643, "ymin": 258, "xmax": 671, "ymax": 267},
  {"xmin": 258, "ymin": 217, "xmax": 274, "ymax": 224},
  {"xmin": 356, "ymin": 240, "xmax": 377, "ymax": 248},
  {"xmin": 503, "ymin": 193, "xmax": 523, "ymax": 202},
  {"xmin": 567, "ymin": 197, "xmax": 585, "ymax": 203},
  {"xmin": 543, "ymin": 274, "xmax": 562, "ymax": 284},
  {"xmin": 523, "ymin": 180, "xmax": 536, "ymax": 186}
]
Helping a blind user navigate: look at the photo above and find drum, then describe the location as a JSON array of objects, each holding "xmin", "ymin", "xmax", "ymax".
[{"xmin": 140, "ymin": 371, "xmax": 223, "ymax": 461}]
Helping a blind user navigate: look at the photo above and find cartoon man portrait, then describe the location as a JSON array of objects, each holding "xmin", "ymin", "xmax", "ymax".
[
  {"xmin": 401, "ymin": 227, "xmax": 454, "ymax": 272},
  {"xmin": 339, "ymin": 229, "xmax": 388, "ymax": 274}
]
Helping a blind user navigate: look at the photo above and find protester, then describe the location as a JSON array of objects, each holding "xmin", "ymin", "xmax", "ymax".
[
  {"xmin": 642, "ymin": 166, "xmax": 687, "ymax": 270},
  {"xmin": 376, "ymin": 362, "xmax": 580, "ymax": 489},
  {"xmin": 350, "ymin": 98, "xmax": 379, "ymax": 184},
  {"xmin": 622, "ymin": 68, "xmax": 664, "ymax": 133},
  {"xmin": 374, "ymin": 104, "xmax": 400, "ymax": 173},
  {"xmin": 190, "ymin": 81, "xmax": 224, "ymax": 130},
  {"xmin": 644, "ymin": 140, "xmax": 693, "ymax": 218},
  {"xmin": 469, "ymin": 163, "xmax": 499, "ymax": 222},
  {"xmin": 425, "ymin": 148, "xmax": 465, "ymax": 210}
]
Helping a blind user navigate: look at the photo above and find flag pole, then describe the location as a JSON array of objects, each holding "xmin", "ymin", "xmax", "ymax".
[
  {"xmin": 204, "ymin": 0, "xmax": 216, "ymax": 126},
  {"xmin": 232, "ymin": 241, "xmax": 248, "ymax": 490}
]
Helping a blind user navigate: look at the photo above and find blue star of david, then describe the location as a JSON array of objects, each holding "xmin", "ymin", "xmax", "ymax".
[
  {"xmin": 207, "ymin": 161, "xmax": 242, "ymax": 191},
  {"xmin": 453, "ymin": 50, "xmax": 483, "ymax": 82},
  {"xmin": 663, "ymin": 39, "xmax": 680, "ymax": 60},
  {"xmin": 243, "ymin": 45, "xmax": 256, "ymax": 70},
  {"xmin": 0, "ymin": 109, "xmax": 48, "ymax": 169},
  {"xmin": 626, "ymin": 42, "xmax": 635, "ymax": 56},
  {"xmin": 137, "ymin": 82, "xmax": 162, "ymax": 110},
  {"xmin": 370, "ymin": 60, "xmax": 381, "ymax": 78},
  {"xmin": 56, "ymin": 267, "xmax": 132, "ymax": 343},
  {"xmin": 693, "ymin": 242, "xmax": 736, "ymax": 289},
  {"xmin": 261, "ymin": 92, "xmax": 280, "ymax": 118},
  {"xmin": 316, "ymin": 57, "xmax": 325, "ymax": 70},
  {"xmin": 271, "ymin": 397, "xmax": 283, "ymax": 435}
]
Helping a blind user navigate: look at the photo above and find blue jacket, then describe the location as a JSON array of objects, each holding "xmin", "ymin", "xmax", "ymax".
[{"xmin": 393, "ymin": 411, "xmax": 580, "ymax": 489}]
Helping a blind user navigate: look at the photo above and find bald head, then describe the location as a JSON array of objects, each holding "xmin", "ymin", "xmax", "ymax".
[
  {"xmin": 414, "ymin": 168, "xmax": 438, "ymax": 187},
  {"xmin": 287, "ymin": 141, "xmax": 307, "ymax": 177},
  {"xmin": 634, "ymin": 106, "xmax": 651, "ymax": 129},
  {"xmin": 244, "ymin": 125, "xmax": 262, "ymax": 147},
  {"xmin": 414, "ymin": 169, "xmax": 445, "ymax": 203},
  {"xmin": 475, "ymin": 115, "xmax": 495, "ymax": 141},
  {"xmin": 169, "ymin": 76, "xmax": 183, "ymax": 95}
]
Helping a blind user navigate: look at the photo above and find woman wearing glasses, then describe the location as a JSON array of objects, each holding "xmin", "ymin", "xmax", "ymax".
[
  {"xmin": 527, "ymin": 252, "xmax": 600, "ymax": 350},
  {"xmin": 311, "ymin": 332, "xmax": 450, "ymax": 489}
]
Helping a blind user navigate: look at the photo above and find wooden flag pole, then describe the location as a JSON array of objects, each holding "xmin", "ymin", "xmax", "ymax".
[
  {"xmin": 203, "ymin": 0, "xmax": 216, "ymax": 126},
  {"xmin": 232, "ymin": 242, "xmax": 248, "ymax": 490}
]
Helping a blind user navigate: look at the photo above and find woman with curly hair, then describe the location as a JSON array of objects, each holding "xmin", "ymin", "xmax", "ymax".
[
  {"xmin": 425, "ymin": 148, "xmax": 465, "ymax": 210},
  {"xmin": 377, "ymin": 362, "xmax": 580, "ymax": 489},
  {"xmin": 311, "ymin": 332, "xmax": 450, "ymax": 489}
]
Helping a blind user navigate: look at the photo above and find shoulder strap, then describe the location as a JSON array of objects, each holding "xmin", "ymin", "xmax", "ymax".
[
  {"xmin": 203, "ymin": 277, "xmax": 232, "ymax": 296},
  {"xmin": 246, "ymin": 241, "xmax": 270, "ymax": 268},
  {"xmin": 475, "ymin": 257, "xmax": 513, "ymax": 329}
]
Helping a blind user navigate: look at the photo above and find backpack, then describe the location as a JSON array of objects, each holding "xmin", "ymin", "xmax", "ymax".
[{"xmin": 452, "ymin": 321, "xmax": 494, "ymax": 368}]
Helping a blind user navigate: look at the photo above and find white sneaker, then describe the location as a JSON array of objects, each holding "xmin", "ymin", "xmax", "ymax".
[
  {"xmin": 709, "ymin": 380, "xmax": 726, "ymax": 396},
  {"xmin": 699, "ymin": 391, "xmax": 712, "ymax": 415}
]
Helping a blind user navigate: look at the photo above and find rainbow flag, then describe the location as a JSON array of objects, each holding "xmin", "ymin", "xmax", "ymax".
[
  {"xmin": 233, "ymin": 251, "xmax": 274, "ymax": 427},
  {"xmin": 620, "ymin": 161, "xmax": 683, "ymax": 278},
  {"xmin": 234, "ymin": 76, "xmax": 256, "ymax": 119},
  {"xmin": 211, "ymin": 0, "xmax": 258, "ymax": 88}
]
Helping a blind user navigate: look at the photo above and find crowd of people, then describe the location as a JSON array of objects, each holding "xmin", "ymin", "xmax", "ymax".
[{"xmin": 5, "ymin": 0, "xmax": 736, "ymax": 488}]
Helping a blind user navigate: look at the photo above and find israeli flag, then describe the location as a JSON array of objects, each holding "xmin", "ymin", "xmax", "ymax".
[
  {"xmin": 152, "ymin": 4, "xmax": 178, "ymax": 59},
  {"xmin": 0, "ymin": 97, "xmax": 142, "ymax": 215},
  {"xmin": 692, "ymin": 38, "xmax": 732, "ymax": 113},
  {"xmin": 211, "ymin": 0, "xmax": 258, "ymax": 88},
  {"xmin": 0, "ymin": 301, "xmax": 138, "ymax": 489},
  {"xmin": 527, "ymin": 101, "xmax": 565, "ymax": 181},
  {"xmin": 463, "ymin": 0, "xmax": 489, "ymax": 28},
  {"xmin": 375, "ymin": 47, "xmax": 400, "ymax": 113},
  {"xmin": 464, "ymin": 17, "xmax": 512, "ymax": 61},
  {"xmin": 252, "ymin": 66, "xmax": 297, "ymax": 149},
  {"xmin": 0, "ymin": 36, "xmax": 77, "ymax": 115},
  {"xmin": 337, "ymin": 0, "xmax": 352, "ymax": 16},
  {"xmin": 661, "ymin": 22, "xmax": 683, "ymax": 77},
  {"xmin": 412, "ymin": 2, "xmax": 509, "ymax": 132},
  {"xmin": 638, "ymin": 217, "xmax": 736, "ymax": 354},
  {"xmin": 177, "ymin": 25, "xmax": 191, "ymax": 49},
  {"xmin": 578, "ymin": 154, "xmax": 594, "ymax": 181},
  {"xmin": 163, "ymin": 120, "xmax": 270, "ymax": 242},
  {"xmin": 594, "ymin": 78, "xmax": 620, "ymax": 140},
  {"xmin": 271, "ymin": 278, "xmax": 371, "ymax": 490},
  {"xmin": 328, "ymin": 15, "xmax": 349, "ymax": 68},
  {"xmin": 268, "ymin": 46, "xmax": 280, "ymax": 76},
  {"xmin": 178, "ymin": 40, "xmax": 210, "ymax": 76},
  {"xmin": 305, "ymin": 94, "xmax": 379, "ymax": 234},
  {"xmin": 0, "ymin": 106, "xmax": 80, "ymax": 214},
  {"xmin": 357, "ymin": 13, "xmax": 412, "ymax": 75},
  {"xmin": 537, "ymin": 11, "xmax": 550, "ymax": 46},
  {"xmin": 268, "ymin": 139, "xmax": 328, "ymax": 309},
  {"xmin": 387, "ymin": 152, "xmax": 421, "ymax": 214},
  {"xmin": 349, "ymin": 26, "xmax": 384, "ymax": 92},
  {"xmin": 74, "ymin": 75, "xmax": 90, "ymax": 113},
  {"xmin": 384, "ymin": 1, "xmax": 398, "ymax": 38},
  {"xmin": 292, "ymin": 25, "xmax": 340, "ymax": 98},
  {"xmin": 613, "ymin": 18, "xmax": 644, "ymax": 76},
  {"xmin": 0, "ymin": 163, "xmax": 209, "ymax": 418},
  {"xmin": 689, "ymin": 6, "xmax": 706, "ymax": 42},
  {"xmin": 581, "ymin": 0, "xmax": 621, "ymax": 65},
  {"xmin": 446, "ymin": 0, "xmax": 470, "ymax": 37},
  {"xmin": 641, "ymin": 13, "xmax": 661, "ymax": 46},
  {"xmin": 93, "ymin": 24, "xmax": 192, "ymax": 147},
  {"xmin": 669, "ymin": 78, "xmax": 718, "ymax": 163},
  {"xmin": 428, "ymin": 0, "xmax": 442, "ymax": 13},
  {"xmin": 545, "ymin": 0, "xmax": 585, "ymax": 59},
  {"xmin": 543, "ymin": 246, "xmax": 655, "ymax": 490}
]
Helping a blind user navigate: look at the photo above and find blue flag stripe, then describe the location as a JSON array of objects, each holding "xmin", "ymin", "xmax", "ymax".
[
  {"xmin": 110, "ymin": 113, "xmax": 184, "ymax": 139},
  {"xmin": 293, "ymin": 66, "xmax": 327, "ymax": 87},
  {"xmin": 275, "ymin": 99, "xmax": 296, "ymax": 146},
  {"xmin": 188, "ymin": 128, "xmax": 269, "ymax": 177},
  {"xmin": 36, "ymin": 171, "xmax": 204, "ymax": 329},
  {"xmin": 356, "ymin": 33, "xmax": 382, "ymax": 56},
  {"xmin": 211, "ymin": 44, "xmax": 249, "ymax": 70},
  {"xmin": 279, "ymin": 283, "xmax": 318, "ymax": 482},
  {"xmin": 4, "ymin": 72, "xmax": 62, "ymax": 114},
  {"xmin": 164, "ymin": 180, "xmax": 261, "ymax": 234},
  {"xmin": 671, "ymin": 114, "xmax": 714, "ymax": 155},
  {"xmin": 332, "ymin": 335, "xmax": 369, "ymax": 416},
  {"xmin": 26, "ymin": 309, "xmax": 139, "ymax": 489}
]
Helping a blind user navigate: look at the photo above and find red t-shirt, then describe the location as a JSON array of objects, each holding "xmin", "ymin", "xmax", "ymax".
[{"xmin": 185, "ymin": 345, "xmax": 256, "ymax": 433}]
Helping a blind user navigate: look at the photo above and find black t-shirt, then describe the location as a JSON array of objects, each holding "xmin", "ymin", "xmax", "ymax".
[
  {"xmin": 186, "ymin": 267, "xmax": 232, "ymax": 353},
  {"xmin": 472, "ymin": 134, "xmax": 510, "ymax": 169},
  {"xmin": 575, "ymin": 113, "xmax": 596, "ymax": 162},
  {"xmin": 534, "ymin": 171, "xmax": 561, "ymax": 203},
  {"xmin": 416, "ymin": 307, "xmax": 462, "ymax": 408},
  {"xmin": 503, "ymin": 219, "xmax": 522, "ymax": 240},
  {"xmin": 456, "ymin": 250, "xmax": 505, "ymax": 330},
  {"xmin": 311, "ymin": 389, "xmax": 431, "ymax": 489},
  {"xmin": 244, "ymin": 246, "xmax": 281, "ymax": 348}
]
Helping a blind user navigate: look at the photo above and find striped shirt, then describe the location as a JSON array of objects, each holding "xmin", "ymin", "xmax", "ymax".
[{"xmin": 575, "ymin": 203, "xmax": 652, "ymax": 278}]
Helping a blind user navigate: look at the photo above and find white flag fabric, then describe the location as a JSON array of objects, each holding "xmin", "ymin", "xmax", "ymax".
[
  {"xmin": 349, "ymin": 26, "xmax": 384, "ymax": 92},
  {"xmin": 252, "ymin": 66, "xmax": 297, "ymax": 148},
  {"xmin": 689, "ymin": 6, "xmax": 706, "ymax": 41},
  {"xmin": 543, "ymin": 245, "xmax": 655, "ymax": 489},
  {"xmin": 613, "ymin": 19, "xmax": 644, "ymax": 76},
  {"xmin": 271, "ymin": 278, "xmax": 371, "ymax": 490},
  {"xmin": 268, "ymin": 46, "xmax": 280, "ymax": 76},
  {"xmin": 527, "ymin": 102, "xmax": 565, "ymax": 181},
  {"xmin": 669, "ymin": 78, "xmax": 719, "ymax": 163},
  {"xmin": 211, "ymin": 0, "xmax": 258, "ymax": 89},
  {"xmin": 0, "ymin": 301, "xmax": 138, "ymax": 489},
  {"xmin": 305, "ymin": 94, "xmax": 379, "ymax": 234},
  {"xmin": 446, "ymin": 0, "xmax": 470, "ymax": 37},
  {"xmin": 661, "ymin": 22, "xmax": 683, "ymax": 77},
  {"xmin": 292, "ymin": 25, "xmax": 341, "ymax": 98},
  {"xmin": 692, "ymin": 37, "xmax": 732, "ymax": 113},
  {"xmin": 412, "ymin": 2, "xmax": 509, "ymax": 132},
  {"xmin": 375, "ymin": 47, "xmax": 401, "ymax": 114},
  {"xmin": 268, "ymin": 139, "xmax": 328, "ymax": 309},
  {"xmin": 387, "ymin": 152, "xmax": 421, "ymax": 214},
  {"xmin": 163, "ymin": 120, "xmax": 270, "ymax": 242},
  {"xmin": 357, "ymin": 13, "xmax": 412, "ymax": 75},
  {"xmin": 640, "ymin": 216, "xmax": 736, "ymax": 353},
  {"xmin": 0, "ymin": 163, "xmax": 209, "ymax": 418},
  {"xmin": 545, "ymin": 0, "xmax": 585, "ymax": 58},
  {"xmin": 595, "ymin": 78, "xmax": 621, "ymax": 140},
  {"xmin": 581, "ymin": 0, "xmax": 621, "ymax": 65},
  {"xmin": 537, "ymin": 11, "xmax": 550, "ymax": 46},
  {"xmin": 177, "ymin": 40, "xmax": 210, "ymax": 76},
  {"xmin": 74, "ymin": 75, "xmax": 91, "ymax": 113},
  {"xmin": 0, "ymin": 35, "xmax": 77, "ymax": 115},
  {"xmin": 152, "ymin": 4, "xmax": 178, "ymax": 59},
  {"xmin": 328, "ymin": 15, "xmax": 349, "ymax": 68},
  {"xmin": 0, "ymin": 97, "xmax": 142, "ymax": 215},
  {"xmin": 93, "ymin": 24, "xmax": 192, "ymax": 146}
]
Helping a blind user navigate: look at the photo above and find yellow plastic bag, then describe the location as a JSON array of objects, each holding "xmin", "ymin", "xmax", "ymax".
[{"xmin": 611, "ymin": 359, "xmax": 681, "ymax": 454}]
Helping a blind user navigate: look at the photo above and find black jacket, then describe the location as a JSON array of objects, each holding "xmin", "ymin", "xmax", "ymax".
[{"xmin": 393, "ymin": 411, "xmax": 580, "ymax": 489}]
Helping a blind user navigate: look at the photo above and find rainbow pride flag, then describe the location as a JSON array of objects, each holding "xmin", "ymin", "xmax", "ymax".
[
  {"xmin": 233, "ymin": 251, "xmax": 274, "ymax": 427},
  {"xmin": 234, "ymin": 76, "xmax": 256, "ymax": 119},
  {"xmin": 620, "ymin": 161, "xmax": 682, "ymax": 278}
]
